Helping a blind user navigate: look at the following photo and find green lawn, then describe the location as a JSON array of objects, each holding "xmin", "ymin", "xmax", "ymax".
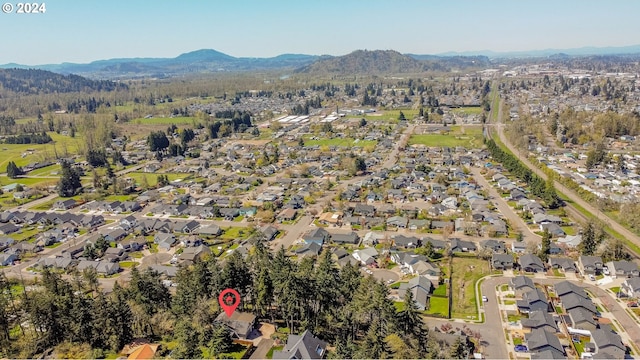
[
  {"xmin": 302, "ymin": 136, "xmax": 377, "ymax": 148},
  {"xmin": 426, "ymin": 296, "xmax": 449, "ymax": 317},
  {"xmin": 433, "ymin": 284, "xmax": 447, "ymax": 296},
  {"xmin": 0, "ymin": 176, "xmax": 58, "ymax": 187},
  {"xmin": 394, "ymin": 301, "xmax": 405, "ymax": 312},
  {"xmin": 119, "ymin": 261, "xmax": 137, "ymax": 268},
  {"xmin": 217, "ymin": 343, "xmax": 249, "ymax": 359},
  {"xmin": 561, "ymin": 226, "xmax": 576, "ymax": 236},
  {"xmin": 220, "ymin": 227, "xmax": 250, "ymax": 240},
  {"xmin": 408, "ymin": 126, "xmax": 483, "ymax": 148},
  {"xmin": 451, "ymin": 106, "xmax": 483, "ymax": 115},
  {"xmin": 450, "ymin": 256, "xmax": 490, "ymax": 319}
]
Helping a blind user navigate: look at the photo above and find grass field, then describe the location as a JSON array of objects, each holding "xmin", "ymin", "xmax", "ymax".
[
  {"xmin": 0, "ymin": 176, "xmax": 58, "ymax": 187},
  {"xmin": 0, "ymin": 132, "xmax": 83, "ymax": 170},
  {"xmin": 451, "ymin": 256, "xmax": 490, "ymax": 319},
  {"xmin": 426, "ymin": 296, "xmax": 449, "ymax": 317},
  {"xmin": 302, "ymin": 135, "xmax": 377, "ymax": 148},
  {"xmin": 409, "ymin": 126, "xmax": 484, "ymax": 148},
  {"xmin": 451, "ymin": 106, "xmax": 483, "ymax": 115}
]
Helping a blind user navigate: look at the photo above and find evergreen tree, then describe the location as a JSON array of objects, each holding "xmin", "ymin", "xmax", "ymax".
[
  {"xmin": 397, "ymin": 290, "xmax": 424, "ymax": 339},
  {"xmin": 579, "ymin": 222, "xmax": 597, "ymax": 255},
  {"xmin": 6, "ymin": 161, "xmax": 23, "ymax": 179},
  {"xmin": 57, "ymin": 160, "xmax": 82, "ymax": 197},
  {"xmin": 538, "ymin": 228, "xmax": 551, "ymax": 262}
]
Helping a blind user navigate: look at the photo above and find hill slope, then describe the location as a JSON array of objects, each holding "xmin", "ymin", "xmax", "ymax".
[
  {"xmin": 296, "ymin": 50, "xmax": 427, "ymax": 74},
  {"xmin": 0, "ymin": 68, "xmax": 127, "ymax": 95}
]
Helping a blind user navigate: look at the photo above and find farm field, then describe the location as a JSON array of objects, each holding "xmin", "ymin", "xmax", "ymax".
[
  {"xmin": 0, "ymin": 132, "xmax": 83, "ymax": 170},
  {"xmin": 451, "ymin": 106, "xmax": 483, "ymax": 115},
  {"xmin": 409, "ymin": 125, "xmax": 483, "ymax": 148}
]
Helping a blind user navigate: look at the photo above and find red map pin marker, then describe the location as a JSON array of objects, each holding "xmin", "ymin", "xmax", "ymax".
[{"xmin": 218, "ymin": 288, "xmax": 241, "ymax": 317}]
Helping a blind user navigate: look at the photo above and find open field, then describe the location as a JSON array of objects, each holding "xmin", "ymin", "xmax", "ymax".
[
  {"xmin": 302, "ymin": 135, "xmax": 377, "ymax": 148},
  {"xmin": 451, "ymin": 106, "xmax": 483, "ymax": 115},
  {"xmin": 451, "ymin": 256, "xmax": 490, "ymax": 319},
  {"xmin": 409, "ymin": 125, "xmax": 483, "ymax": 148},
  {"xmin": 0, "ymin": 176, "xmax": 58, "ymax": 188},
  {"xmin": 0, "ymin": 132, "xmax": 83, "ymax": 170}
]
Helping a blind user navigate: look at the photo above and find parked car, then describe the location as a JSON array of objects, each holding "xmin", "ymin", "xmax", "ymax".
[
  {"xmin": 482, "ymin": 295, "xmax": 488, "ymax": 302},
  {"xmin": 588, "ymin": 274, "xmax": 595, "ymax": 281},
  {"xmin": 603, "ymin": 267, "xmax": 610, "ymax": 275},
  {"xmin": 628, "ymin": 302, "xmax": 638, "ymax": 308},
  {"xmin": 514, "ymin": 345, "xmax": 528, "ymax": 353}
]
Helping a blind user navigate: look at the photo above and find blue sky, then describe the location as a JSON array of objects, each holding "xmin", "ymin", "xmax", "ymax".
[{"xmin": 1, "ymin": 0, "xmax": 639, "ymax": 65}]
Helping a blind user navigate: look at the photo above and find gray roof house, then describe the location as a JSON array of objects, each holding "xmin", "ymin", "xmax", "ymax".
[
  {"xmin": 397, "ymin": 275, "xmax": 433, "ymax": 311},
  {"xmin": 510, "ymin": 275, "xmax": 536, "ymax": 296},
  {"xmin": 578, "ymin": 256, "xmax": 603, "ymax": 275},
  {"xmin": 480, "ymin": 239, "xmax": 506, "ymax": 253},
  {"xmin": 606, "ymin": 260, "xmax": 639, "ymax": 278},
  {"xmin": 548, "ymin": 257, "xmax": 576, "ymax": 273},
  {"xmin": 521, "ymin": 310, "xmax": 558, "ymax": 333},
  {"xmin": 517, "ymin": 288, "xmax": 549, "ymax": 314},
  {"xmin": 560, "ymin": 292, "xmax": 597, "ymax": 315},
  {"xmin": 568, "ymin": 308, "xmax": 597, "ymax": 332},
  {"xmin": 621, "ymin": 277, "xmax": 640, "ymax": 298},
  {"xmin": 590, "ymin": 325, "xmax": 625, "ymax": 359},
  {"xmin": 492, "ymin": 253, "xmax": 514, "ymax": 270},
  {"xmin": 520, "ymin": 254, "xmax": 545, "ymax": 273},
  {"xmin": 330, "ymin": 231, "xmax": 359, "ymax": 245},
  {"xmin": 525, "ymin": 329, "xmax": 565, "ymax": 359},
  {"xmin": 273, "ymin": 330, "xmax": 328, "ymax": 360}
]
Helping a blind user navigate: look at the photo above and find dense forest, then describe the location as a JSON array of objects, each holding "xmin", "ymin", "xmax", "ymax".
[
  {"xmin": 0, "ymin": 241, "xmax": 475, "ymax": 359},
  {"xmin": 0, "ymin": 69, "xmax": 127, "ymax": 95}
]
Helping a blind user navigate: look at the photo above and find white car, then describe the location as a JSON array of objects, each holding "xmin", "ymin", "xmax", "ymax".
[
  {"xmin": 603, "ymin": 267, "xmax": 610, "ymax": 275},
  {"xmin": 588, "ymin": 274, "xmax": 596, "ymax": 281},
  {"xmin": 482, "ymin": 295, "xmax": 488, "ymax": 302}
]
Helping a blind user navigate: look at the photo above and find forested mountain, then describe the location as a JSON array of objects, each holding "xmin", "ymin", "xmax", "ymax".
[
  {"xmin": 296, "ymin": 50, "xmax": 427, "ymax": 75},
  {"xmin": 0, "ymin": 69, "xmax": 127, "ymax": 95}
]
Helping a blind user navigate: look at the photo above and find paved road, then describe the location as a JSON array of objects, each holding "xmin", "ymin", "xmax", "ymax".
[
  {"xmin": 249, "ymin": 338, "xmax": 274, "ymax": 360},
  {"xmin": 470, "ymin": 166, "xmax": 539, "ymax": 244}
]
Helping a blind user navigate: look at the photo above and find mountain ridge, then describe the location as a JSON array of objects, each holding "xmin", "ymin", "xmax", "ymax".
[{"xmin": 2, "ymin": 44, "xmax": 640, "ymax": 78}]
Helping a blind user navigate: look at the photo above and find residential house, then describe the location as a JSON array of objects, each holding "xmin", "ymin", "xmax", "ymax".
[
  {"xmin": 449, "ymin": 238, "xmax": 477, "ymax": 253},
  {"xmin": 119, "ymin": 215, "xmax": 137, "ymax": 231},
  {"xmin": 408, "ymin": 219, "xmax": 430, "ymax": 231},
  {"xmin": 492, "ymin": 253, "xmax": 515, "ymax": 270},
  {"xmin": 0, "ymin": 223, "xmax": 19, "ymax": 235},
  {"xmin": 397, "ymin": 275, "xmax": 433, "ymax": 310},
  {"xmin": 567, "ymin": 308, "xmax": 597, "ymax": 333},
  {"xmin": 517, "ymin": 288, "xmax": 549, "ymax": 314},
  {"xmin": 77, "ymin": 260, "xmax": 121, "ymax": 275},
  {"xmin": 511, "ymin": 242, "xmax": 527, "ymax": 254},
  {"xmin": 272, "ymin": 330, "xmax": 328, "ymax": 360},
  {"xmin": 548, "ymin": 257, "xmax": 576, "ymax": 273},
  {"xmin": 525, "ymin": 329, "xmax": 566, "ymax": 359},
  {"xmin": 521, "ymin": 310, "xmax": 559, "ymax": 333},
  {"xmin": 393, "ymin": 235, "xmax": 420, "ymax": 249},
  {"xmin": 103, "ymin": 247, "xmax": 126, "ymax": 263},
  {"xmin": 557, "ymin": 234, "xmax": 582, "ymax": 248},
  {"xmin": 386, "ymin": 216, "xmax": 408, "ymax": 229},
  {"xmin": 578, "ymin": 256, "xmax": 603, "ymax": 275},
  {"xmin": 480, "ymin": 239, "xmax": 506, "ymax": 253},
  {"xmin": 590, "ymin": 325, "xmax": 625, "ymax": 359},
  {"xmin": 352, "ymin": 247, "xmax": 378, "ymax": 266},
  {"xmin": 520, "ymin": 254, "xmax": 545, "ymax": 273},
  {"xmin": 103, "ymin": 228, "xmax": 127, "ymax": 243},
  {"xmin": 118, "ymin": 238, "xmax": 144, "ymax": 252},
  {"xmin": 606, "ymin": 260, "xmax": 639, "ymax": 278},
  {"xmin": 53, "ymin": 199, "xmax": 77, "ymax": 210},
  {"xmin": 296, "ymin": 242, "xmax": 323, "ymax": 258},
  {"xmin": 214, "ymin": 311, "xmax": 256, "ymax": 340},
  {"xmin": 259, "ymin": 225, "xmax": 279, "ymax": 241},
  {"xmin": 560, "ymin": 293, "xmax": 597, "ymax": 315},
  {"xmin": 0, "ymin": 253, "xmax": 17, "ymax": 266},
  {"xmin": 510, "ymin": 275, "xmax": 536, "ymax": 296},
  {"xmin": 179, "ymin": 245, "xmax": 212, "ymax": 265},
  {"xmin": 539, "ymin": 223, "xmax": 565, "ymax": 237},
  {"xmin": 277, "ymin": 208, "xmax": 298, "ymax": 223},
  {"xmin": 554, "ymin": 281, "xmax": 590, "ymax": 301},
  {"xmin": 197, "ymin": 224, "xmax": 222, "ymax": 237},
  {"xmin": 621, "ymin": 277, "xmax": 640, "ymax": 298},
  {"xmin": 154, "ymin": 233, "xmax": 176, "ymax": 250},
  {"xmin": 303, "ymin": 228, "xmax": 329, "ymax": 245},
  {"xmin": 36, "ymin": 256, "xmax": 72, "ymax": 270},
  {"xmin": 147, "ymin": 264, "xmax": 178, "ymax": 278},
  {"xmin": 318, "ymin": 212, "xmax": 343, "ymax": 226},
  {"xmin": 177, "ymin": 220, "xmax": 200, "ymax": 234},
  {"xmin": 330, "ymin": 232, "xmax": 359, "ymax": 245}
]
